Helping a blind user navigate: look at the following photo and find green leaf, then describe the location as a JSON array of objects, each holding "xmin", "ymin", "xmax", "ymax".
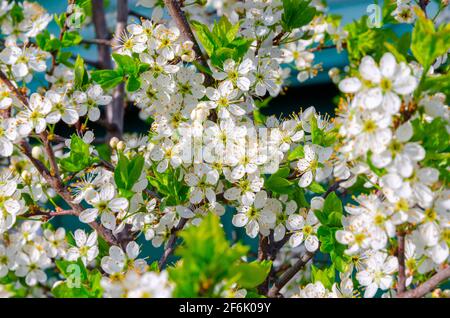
[
  {"xmin": 126, "ymin": 75, "xmax": 141, "ymax": 92},
  {"xmin": 311, "ymin": 264, "xmax": 335, "ymax": 290},
  {"xmin": 308, "ymin": 182, "xmax": 325, "ymax": 194},
  {"xmin": 61, "ymin": 31, "xmax": 83, "ymax": 47},
  {"xmin": 281, "ymin": 0, "xmax": 317, "ymax": 32},
  {"xmin": 73, "ymin": 55, "xmax": 89, "ymax": 89},
  {"xmin": 288, "ymin": 144, "xmax": 304, "ymax": 161},
  {"xmin": 114, "ymin": 154, "xmax": 145, "ymax": 196},
  {"xmin": 91, "ymin": 69, "xmax": 123, "ymax": 89},
  {"xmin": 192, "ymin": 20, "xmax": 217, "ymax": 56},
  {"xmin": 169, "ymin": 214, "xmax": 251, "ymax": 297},
  {"xmin": 230, "ymin": 260, "xmax": 272, "ymax": 289},
  {"xmin": 112, "ymin": 53, "xmax": 138, "ymax": 75},
  {"xmin": 411, "ymin": 9, "xmax": 450, "ymax": 73},
  {"xmin": 59, "ymin": 134, "xmax": 94, "ymax": 172},
  {"xmin": 323, "ymin": 192, "xmax": 342, "ymax": 215}
]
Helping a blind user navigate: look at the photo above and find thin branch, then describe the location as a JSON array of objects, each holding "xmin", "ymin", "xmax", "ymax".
[
  {"xmin": 162, "ymin": 0, "xmax": 214, "ymax": 85},
  {"xmin": 158, "ymin": 217, "xmax": 188, "ymax": 269},
  {"xmin": 419, "ymin": 0, "xmax": 430, "ymax": 17},
  {"xmin": 81, "ymin": 38, "xmax": 112, "ymax": 46},
  {"xmin": 397, "ymin": 232, "xmax": 407, "ymax": 293},
  {"xmin": 267, "ymin": 251, "xmax": 315, "ymax": 298},
  {"xmin": 397, "ymin": 266, "xmax": 450, "ymax": 298}
]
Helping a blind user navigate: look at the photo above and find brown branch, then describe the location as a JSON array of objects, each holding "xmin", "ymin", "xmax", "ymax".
[
  {"xmin": 162, "ymin": 0, "xmax": 214, "ymax": 85},
  {"xmin": 158, "ymin": 217, "xmax": 188, "ymax": 269},
  {"xmin": 91, "ymin": 0, "xmax": 112, "ymax": 70},
  {"xmin": 419, "ymin": 0, "xmax": 430, "ymax": 17},
  {"xmin": 272, "ymin": 31, "xmax": 286, "ymax": 46},
  {"xmin": 267, "ymin": 250, "xmax": 315, "ymax": 298},
  {"xmin": 81, "ymin": 38, "xmax": 112, "ymax": 46},
  {"xmin": 397, "ymin": 233, "xmax": 406, "ymax": 293},
  {"xmin": 397, "ymin": 266, "xmax": 450, "ymax": 298}
]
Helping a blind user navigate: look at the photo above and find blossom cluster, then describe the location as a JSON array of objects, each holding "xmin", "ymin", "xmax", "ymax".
[{"xmin": 0, "ymin": 0, "xmax": 448, "ymax": 299}]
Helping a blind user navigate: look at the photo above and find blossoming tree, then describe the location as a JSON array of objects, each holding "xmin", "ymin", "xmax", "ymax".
[{"xmin": 0, "ymin": 0, "xmax": 448, "ymax": 298}]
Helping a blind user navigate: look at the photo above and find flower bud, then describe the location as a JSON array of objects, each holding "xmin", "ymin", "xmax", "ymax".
[
  {"xmin": 109, "ymin": 137, "xmax": 120, "ymax": 149},
  {"xmin": 21, "ymin": 171, "xmax": 32, "ymax": 184},
  {"xmin": 31, "ymin": 146, "xmax": 43, "ymax": 159},
  {"xmin": 116, "ymin": 141, "xmax": 126, "ymax": 152}
]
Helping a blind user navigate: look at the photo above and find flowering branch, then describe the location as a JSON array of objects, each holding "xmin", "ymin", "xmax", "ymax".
[
  {"xmin": 267, "ymin": 251, "xmax": 315, "ymax": 298},
  {"xmin": 397, "ymin": 266, "xmax": 450, "ymax": 298},
  {"xmin": 162, "ymin": 0, "xmax": 214, "ymax": 85},
  {"xmin": 158, "ymin": 217, "xmax": 188, "ymax": 269}
]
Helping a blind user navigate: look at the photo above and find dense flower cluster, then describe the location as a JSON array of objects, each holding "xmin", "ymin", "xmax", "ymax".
[{"xmin": 0, "ymin": 0, "xmax": 448, "ymax": 299}]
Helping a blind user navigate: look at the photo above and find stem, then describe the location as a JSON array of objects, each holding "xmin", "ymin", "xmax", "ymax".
[
  {"xmin": 419, "ymin": 0, "xmax": 429, "ymax": 17},
  {"xmin": 162, "ymin": 0, "xmax": 214, "ymax": 85},
  {"xmin": 397, "ymin": 266, "xmax": 450, "ymax": 298},
  {"xmin": 158, "ymin": 217, "xmax": 188, "ymax": 269},
  {"xmin": 267, "ymin": 251, "xmax": 315, "ymax": 298},
  {"xmin": 397, "ymin": 233, "xmax": 406, "ymax": 293}
]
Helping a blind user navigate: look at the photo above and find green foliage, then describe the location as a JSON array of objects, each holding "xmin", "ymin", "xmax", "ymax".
[
  {"xmin": 265, "ymin": 167, "xmax": 296, "ymax": 194},
  {"xmin": 422, "ymin": 73, "xmax": 450, "ymax": 103},
  {"xmin": 61, "ymin": 31, "xmax": 83, "ymax": 47},
  {"xmin": 91, "ymin": 53, "xmax": 148, "ymax": 91},
  {"xmin": 311, "ymin": 264, "xmax": 335, "ymax": 289},
  {"xmin": 288, "ymin": 144, "xmax": 304, "ymax": 161},
  {"xmin": 36, "ymin": 30, "xmax": 61, "ymax": 52},
  {"xmin": 91, "ymin": 69, "xmax": 124, "ymax": 89},
  {"xmin": 310, "ymin": 116, "xmax": 338, "ymax": 147},
  {"xmin": 73, "ymin": 55, "xmax": 90, "ymax": 89},
  {"xmin": 192, "ymin": 16, "xmax": 253, "ymax": 68},
  {"xmin": 59, "ymin": 134, "xmax": 97, "ymax": 173},
  {"xmin": 114, "ymin": 153, "xmax": 145, "ymax": 198},
  {"xmin": 308, "ymin": 182, "xmax": 326, "ymax": 194},
  {"xmin": 411, "ymin": 9, "xmax": 450, "ymax": 75},
  {"xmin": 344, "ymin": 16, "xmax": 396, "ymax": 63},
  {"xmin": 281, "ymin": 0, "xmax": 317, "ymax": 32},
  {"xmin": 168, "ymin": 214, "xmax": 271, "ymax": 297},
  {"xmin": 52, "ymin": 259, "xmax": 102, "ymax": 298},
  {"xmin": 147, "ymin": 166, "xmax": 189, "ymax": 207},
  {"xmin": 315, "ymin": 192, "xmax": 350, "ymax": 272},
  {"xmin": 411, "ymin": 117, "xmax": 450, "ymax": 183}
]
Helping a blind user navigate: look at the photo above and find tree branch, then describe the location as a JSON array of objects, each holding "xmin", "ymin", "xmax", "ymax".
[
  {"xmin": 267, "ymin": 251, "xmax": 315, "ymax": 298},
  {"xmin": 397, "ymin": 232, "xmax": 406, "ymax": 293},
  {"xmin": 162, "ymin": 0, "xmax": 214, "ymax": 85},
  {"xmin": 158, "ymin": 217, "xmax": 188, "ymax": 269},
  {"xmin": 397, "ymin": 266, "xmax": 450, "ymax": 298}
]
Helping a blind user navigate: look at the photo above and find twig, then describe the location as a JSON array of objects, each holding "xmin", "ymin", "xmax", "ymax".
[
  {"xmin": 158, "ymin": 217, "xmax": 188, "ymax": 269},
  {"xmin": 81, "ymin": 38, "xmax": 112, "ymax": 46},
  {"xmin": 267, "ymin": 251, "xmax": 315, "ymax": 298},
  {"xmin": 162, "ymin": 0, "xmax": 214, "ymax": 85},
  {"xmin": 397, "ymin": 232, "xmax": 406, "ymax": 293},
  {"xmin": 397, "ymin": 266, "xmax": 450, "ymax": 298},
  {"xmin": 91, "ymin": 0, "xmax": 112, "ymax": 70}
]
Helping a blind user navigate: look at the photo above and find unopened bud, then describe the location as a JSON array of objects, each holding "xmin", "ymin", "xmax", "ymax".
[
  {"xmin": 116, "ymin": 141, "xmax": 126, "ymax": 152},
  {"xmin": 442, "ymin": 0, "xmax": 448, "ymax": 7},
  {"xmin": 21, "ymin": 170, "xmax": 32, "ymax": 184},
  {"xmin": 109, "ymin": 137, "xmax": 119, "ymax": 149},
  {"xmin": 31, "ymin": 146, "xmax": 43, "ymax": 159}
]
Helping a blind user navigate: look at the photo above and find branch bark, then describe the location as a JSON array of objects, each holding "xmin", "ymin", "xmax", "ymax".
[
  {"xmin": 397, "ymin": 233, "xmax": 406, "ymax": 293},
  {"xmin": 158, "ymin": 217, "xmax": 188, "ymax": 269},
  {"xmin": 267, "ymin": 251, "xmax": 315, "ymax": 298},
  {"xmin": 397, "ymin": 266, "xmax": 450, "ymax": 298}
]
